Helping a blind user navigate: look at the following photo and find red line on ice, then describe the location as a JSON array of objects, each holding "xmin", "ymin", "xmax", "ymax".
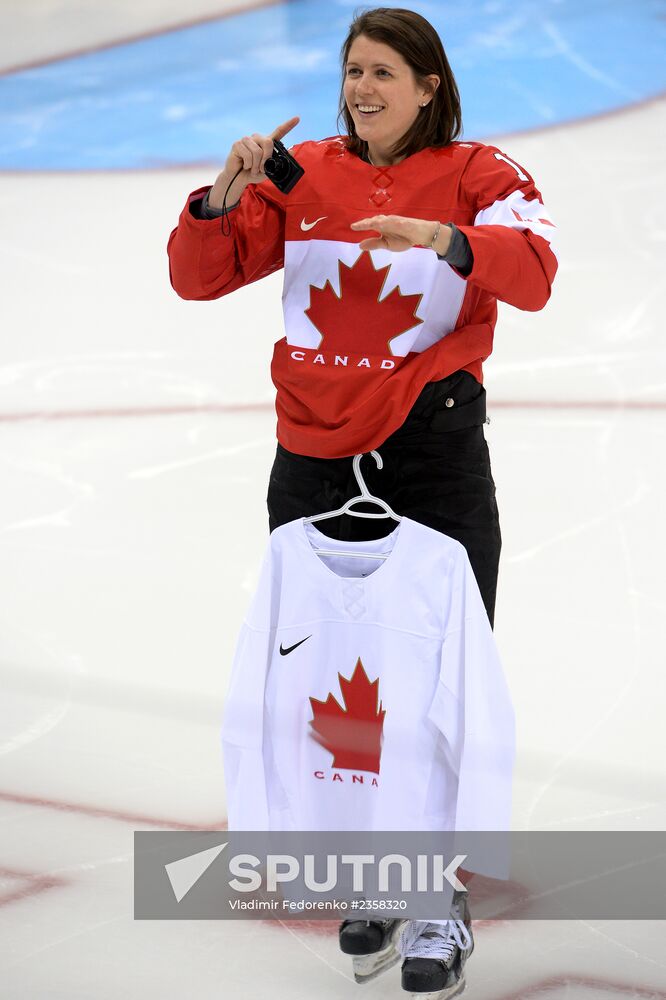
[
  {"xmin": 490, "ymin": 973, "xmax": 666, "ymax": 999},
  {"xmin": 0, "ymin": 865, "xmax": 68, "ymax": 909},
  {"xmin": 0, "ymin": 399, "xmax": 664, "ymax": 425},
  {"xmin": 0, "ymin": 789, "xmax": 226, "ymax": 831},
  {"xmin": 0, "ymin": 402, "xmax": 273, "ymax": 423},
  {"xmin": 0, "ymin": 0, "xmax": 282, "ymax": 77}
]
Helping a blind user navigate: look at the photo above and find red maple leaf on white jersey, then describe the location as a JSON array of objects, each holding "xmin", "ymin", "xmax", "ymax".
[
  {"xmin": 309, "ymin": 657, "xmax": 386, "ymax": 774},
  {"xmin": 304, "ymin": 251, "xmax": 423, "ymax": 356}
]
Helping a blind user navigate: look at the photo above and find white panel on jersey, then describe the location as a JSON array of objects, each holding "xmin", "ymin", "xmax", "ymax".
[
  {"xmin": 282, "ymin": 240, "xmax": 467, "ymax": 356},
  {"xmin": 475, "ymin": 190, "xmax": 560, "ymax": 261}
]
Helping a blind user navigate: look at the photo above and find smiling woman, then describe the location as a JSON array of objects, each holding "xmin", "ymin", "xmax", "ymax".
[
  {"xmin": 339, "ymin": 16, "xmax": 461, "ymax": 167},
  {"xmin": 342, "ymin": 35, "xmax": 439, "ymax": 167},
  {"xmin": 167, "ymin": 3, "xmax": 558, "ymax": 616},
  {"xmin": 167, "ymin": 12, "xmax": 557, "ymax": 991}
]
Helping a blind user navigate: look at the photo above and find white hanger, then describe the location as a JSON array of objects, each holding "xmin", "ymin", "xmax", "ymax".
[{"xmin": 304, "ymin": 451, "xmax": 402, "ymax": 561}]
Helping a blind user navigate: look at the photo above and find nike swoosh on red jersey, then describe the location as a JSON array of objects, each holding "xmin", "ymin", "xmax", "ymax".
[{"xmin": 300, "ymin": 216, "xmax": 327, "ymax": 231}]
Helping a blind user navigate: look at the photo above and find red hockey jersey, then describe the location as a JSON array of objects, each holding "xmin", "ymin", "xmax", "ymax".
[{"xmin": 168, "ymin": 137, "xmax": 558, "ymax": 458}]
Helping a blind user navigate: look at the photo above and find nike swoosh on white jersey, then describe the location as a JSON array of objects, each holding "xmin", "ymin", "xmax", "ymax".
[{"xmin": 301, "ymin": 216, "xmax": 327, "ymax": 231}]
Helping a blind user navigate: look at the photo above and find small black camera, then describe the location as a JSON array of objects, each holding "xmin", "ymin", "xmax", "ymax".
[{"xmin": 263, "ymin": 138, "xmax": 304, "ymax": 194}]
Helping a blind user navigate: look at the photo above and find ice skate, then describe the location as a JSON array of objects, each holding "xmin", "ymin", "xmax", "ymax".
[
  {"xmin": 400, "ymin": 894, "xmax": 474, "ymax": 999},
  {"xmin": 339, "ymin": 918, "xmax": 408, "ymax": 983}
]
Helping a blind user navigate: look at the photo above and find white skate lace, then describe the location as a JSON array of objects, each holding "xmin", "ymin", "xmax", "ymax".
[{"xmin": 403, "ymin": 915, "xmax": 472, "ymax": 964}]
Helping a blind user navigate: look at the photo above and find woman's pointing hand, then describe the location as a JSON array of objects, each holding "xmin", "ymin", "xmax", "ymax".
[{"xmin": 209, "ymin": 116, "xmax": 300, "ymax": 210}]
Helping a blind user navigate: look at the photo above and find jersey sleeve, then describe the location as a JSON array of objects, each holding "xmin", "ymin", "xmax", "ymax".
[
  {"xmin": 167, "ymin": 178, "xmax": 287, "ymax": 301},
  {"xmin": 221, "ymin": 623, "xmax": 272, "ymax": 829},
  {"xmin": 456, "ymin": 144, "xmax": 559, "ymax": 312},
  {"xmin": 427, "ymin": 550, "xmax": 515, "ymax": 876},
  {"xmin": 221, "ymin": 543, "xmax": 276, "ymax": 830}
]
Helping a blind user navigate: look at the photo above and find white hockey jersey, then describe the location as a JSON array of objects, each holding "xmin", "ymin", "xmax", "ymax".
[{"xmin": 222, "ymin": 516, "xmax": 515, "ymax": 838}]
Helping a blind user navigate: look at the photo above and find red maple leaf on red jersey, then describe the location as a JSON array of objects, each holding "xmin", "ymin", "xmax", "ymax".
[
  {"xmin": 309, "ymin": 657, "xmax": 386, "ymax": 774},
  {"xmin": 304, "ymin": 251, "xmax": 423, "ymax": 355}
]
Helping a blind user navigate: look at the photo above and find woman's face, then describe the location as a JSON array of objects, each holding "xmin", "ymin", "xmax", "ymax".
[{"xmin": 343, "ymin": 34, "xmax": 437, "ymax": 163}]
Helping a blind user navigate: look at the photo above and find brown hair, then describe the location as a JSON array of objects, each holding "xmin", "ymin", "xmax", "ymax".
[{"xmin": 336, "ymin": 7, "xmax": 462, "ymax": 162}]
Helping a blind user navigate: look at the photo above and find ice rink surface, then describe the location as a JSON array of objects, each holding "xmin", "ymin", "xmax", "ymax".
[{"xmin": 1, "ymin": 1, "xmax": 666, "ymax": 997}]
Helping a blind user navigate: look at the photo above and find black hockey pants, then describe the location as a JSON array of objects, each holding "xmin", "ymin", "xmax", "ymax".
[{"xmin": 267, "ymin": 370, "xmax": 501, "ymax": 629}]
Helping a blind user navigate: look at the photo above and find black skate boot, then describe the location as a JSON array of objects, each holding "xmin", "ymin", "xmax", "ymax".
[
  {"xmin": 400, "ymin": 893, "xmax": 474, "ymax": 999},
  {"xmin": 339, "ymin": 918, "xmax": 407, "ymax": 983}
]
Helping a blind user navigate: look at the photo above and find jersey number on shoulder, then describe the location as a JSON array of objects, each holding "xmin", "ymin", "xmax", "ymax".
[{"xmin": 493, "ymin": 152, "xmax": 528, "ymax": 182}]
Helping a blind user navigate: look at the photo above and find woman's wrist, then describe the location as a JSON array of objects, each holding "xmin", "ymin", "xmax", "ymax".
[
  {"xmin": 208, "ymin": 170, "xmax": 248, "ymax": 211},
  {"xmin": 430, "ymin": 221, "xmax": 452, "ymax": 256},
  {"xmin": 200, "ymin": 189, "xmax": 240, "ymax": 219}
]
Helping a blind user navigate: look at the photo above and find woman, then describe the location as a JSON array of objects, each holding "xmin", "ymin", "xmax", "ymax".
[{"xmin": 168, "ymin": 7, "xmax": 557, "ymax": 997}]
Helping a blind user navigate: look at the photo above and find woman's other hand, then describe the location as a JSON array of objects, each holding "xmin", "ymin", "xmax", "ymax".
[{"xmin": 350, "ymin": 214, "xmax": 452, "ymax": 254}]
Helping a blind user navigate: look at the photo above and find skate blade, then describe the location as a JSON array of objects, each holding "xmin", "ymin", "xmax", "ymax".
[
  {"xmin": 352, "ymin": 942, "xmax": 401, "ymax": 984},
  {"xmin": 409, "ymin": 973, "xmax": 467, "ymax": 1000},
  {"xmin": 351, "ymin": 921, "xmax": 407, "ymax": 984}
]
